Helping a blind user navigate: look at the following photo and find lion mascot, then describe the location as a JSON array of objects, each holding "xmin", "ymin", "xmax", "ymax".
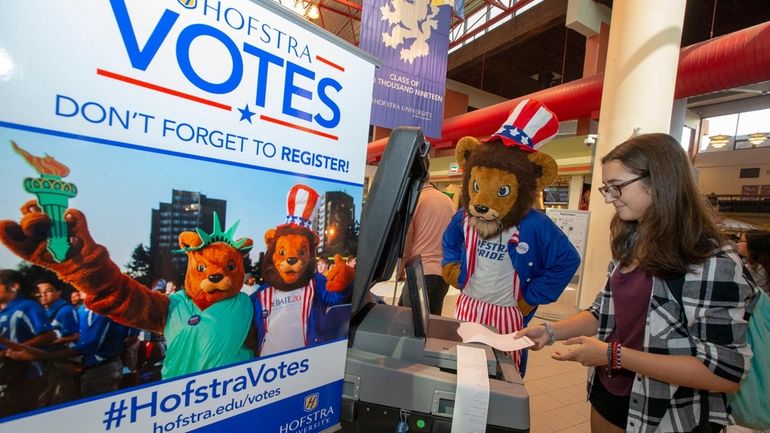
[
  {"xmin": 441, "ymin": 99, "xmax": 580, "ymax": 374},
  {"xmin": 252, "ymin": 184, "xmax": 355, "ymax": 356},
  {"xmin": 0, "ymin": 205, "xmax": 255, "ymax": 379}
]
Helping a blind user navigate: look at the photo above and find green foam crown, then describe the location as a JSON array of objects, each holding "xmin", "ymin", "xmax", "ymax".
[{"xmin": 173, "ymin": 212, "xmax": 251, "ymax": 253}]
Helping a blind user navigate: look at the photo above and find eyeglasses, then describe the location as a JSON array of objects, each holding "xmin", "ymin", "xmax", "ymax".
[{"xmin": 598, "ymin": 174, "xmax": 649, "ymax": 199}]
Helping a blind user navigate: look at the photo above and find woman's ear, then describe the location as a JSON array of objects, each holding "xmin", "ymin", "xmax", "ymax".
[
  {"xmin": 456, "ymin": 137, "xmax": 480, "ymax": 171},
  {"xmin": 527, "ymin": 152, "xmax": 558, "ymax": 190}
]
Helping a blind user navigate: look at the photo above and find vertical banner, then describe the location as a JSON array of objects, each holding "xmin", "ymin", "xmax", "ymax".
[
  {"xmin": 0, "ymin": 0, "xmax": 375, "ymax": 432},
  {"xmin": 360, "ymin": 0, "xmax": 451, "ymax": 138}
]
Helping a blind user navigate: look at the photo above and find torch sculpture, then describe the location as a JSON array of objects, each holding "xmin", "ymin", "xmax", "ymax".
[{"xmin": 11, "ymin": 141, "xmax": 77, "ymax": 262}]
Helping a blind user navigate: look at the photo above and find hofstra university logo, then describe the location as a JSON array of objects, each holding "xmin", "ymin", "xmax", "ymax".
[
  {"xmin": 304, "ymin": 393, "xmax": 319, "ymax": 412},
  {"xmin": 177, "ymin": 0, "xmax": 196, "ymax": 9}
]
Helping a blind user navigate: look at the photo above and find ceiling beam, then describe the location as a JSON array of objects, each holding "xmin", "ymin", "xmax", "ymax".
[
  {"xmin": 329, "ymin": 0, "xmax": 362, "ymax": 11},
  {"xmin": 318, "ymin": 2, "xmax": 361, "ymax": 21},
  {"xmin": 482, "ymin": 0, "xmax": 509, "ymax": 11},
  {"xmin": 448, "ymin": 0, "xmax": 567, "ymax": 71}
]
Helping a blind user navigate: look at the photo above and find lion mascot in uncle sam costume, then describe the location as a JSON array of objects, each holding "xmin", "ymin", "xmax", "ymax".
[
  {"xmin": 442, "ymin": 99, "xmax": 580, "ymax": 375},
  {"xmin": 0, "ymin": 203, "xmax": 257, "ymax": 379},
  {"xmin": 252, "ymin": 184, "xmax": 355, "ymax": 356}
]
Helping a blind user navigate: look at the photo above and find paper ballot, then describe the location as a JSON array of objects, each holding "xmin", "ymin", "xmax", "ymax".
[
  {"xmin": 452, "ymin": 345, "xmax": 490, "ymax": 433},
  {"xmin": 456, "ymin": 322, "xmax": 535, "ymax": 352}
]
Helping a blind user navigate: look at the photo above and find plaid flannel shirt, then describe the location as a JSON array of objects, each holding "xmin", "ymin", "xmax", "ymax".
[{"xmin": 587, "ymin": 244, "xmax": 759, "ymax": 432}]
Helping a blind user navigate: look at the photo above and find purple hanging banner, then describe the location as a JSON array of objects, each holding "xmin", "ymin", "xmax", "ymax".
[{"xmin": 360, "ymin": 0, "xmax": 452, "ymax": 138}]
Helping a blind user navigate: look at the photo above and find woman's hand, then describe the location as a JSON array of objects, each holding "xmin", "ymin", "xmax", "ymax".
[
  {"xmin": 514, "ymin": 325, "xmax": 550, "ymax": 351},
  {"xmin": 552, "ymin": 336, "xmax": 609, "ymax": 367}
]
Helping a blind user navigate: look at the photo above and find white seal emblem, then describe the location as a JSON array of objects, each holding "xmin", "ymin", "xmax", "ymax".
[{"xmin": 516, "ymin": 242, "xmax": 529, "ymax": 254}]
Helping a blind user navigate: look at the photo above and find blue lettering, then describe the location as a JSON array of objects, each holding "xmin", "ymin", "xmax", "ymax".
[
  {"xmin": 315, "ymin": 77, "xmax": 342, "ymax": 128},
  {"xmin": 202, "ymin": 0, "xmax": 222, "ymax": 20},
  {"xmin": 131, "ymin": 392, "xmax": 158, "ymax": 422},
  {"xmin": 160, "ymin": 393, "xmax": 181, "ymax": 412},
  {"xmin": 194, "ymin": 384, "xmax": 208, "ymax": 404},
  {"xmin": 110, "ymin": 0, "xmax": 179, "ymax": 71},
  {"xmin": 283, "ymin": 62, "xmax": 314, "ymax": 122},
  {"xmin": 247, "ymin": 364, "xmax": 264, "ymax": 386},
  {"xmin": 177, "ymin": 24, "xmax": 242, "ymax": 94},
  {"xmin": 243, "ymin": 42, "xmax": 284, "ymax": 107},
  {"xmin": 224, "ymin": 7, "xmax": 245, "ymax": 30},
  {"xmin": 55, "ymin": 94, "xmax": 78, "ymax": 117}
]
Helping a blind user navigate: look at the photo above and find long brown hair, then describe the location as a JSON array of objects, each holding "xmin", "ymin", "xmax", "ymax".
[
  {"xmin": 746, "ymin": 230, "xmax": 770, "ymax": 287},
  {"xmin": 601, "ymin": 133, "xmax": 723, "ymax": 278}
]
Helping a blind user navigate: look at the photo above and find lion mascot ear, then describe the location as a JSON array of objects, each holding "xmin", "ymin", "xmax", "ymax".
[
  {"xmin": 264, "ymin": 228, "xmax": 277, "ymax": 247},
  {"xmin": 528, "ymin": 151, "xmax": 558, "ymax": 190},
  {"xmin": 178, "ymin": 231, "xmax": 202, "ymax": 251},
  {"xmin": 456, "ymin": 136, "xmax": 480, "ymax": 171}
]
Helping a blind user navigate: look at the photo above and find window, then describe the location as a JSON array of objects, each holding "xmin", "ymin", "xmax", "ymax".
[
  {"xmin": 699, "ymin": 108, "xmax": 770, "ymax": 152},
  {"xmin": 740, "ymin": 168, "xmax": 760, "ymax": 179}
]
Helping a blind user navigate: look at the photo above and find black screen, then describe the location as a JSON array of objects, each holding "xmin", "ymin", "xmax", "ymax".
[
  {"xmin": 405, "ymin": 256, "xmax": 430, "ymax": 338},
  {"xmin": 350, "ymin": 127, "xmax": 428, "ymax": 317}
]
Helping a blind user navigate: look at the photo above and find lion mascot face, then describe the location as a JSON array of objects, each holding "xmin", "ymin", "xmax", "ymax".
[
  {"xmin": 176, "ymin": 214, "xmax": 253, "ymax": 310},
  {"xmin": 457, "ymin": 136, "xmax": 558, "ymax": 239},
  {"xmin": 260, "ymin": 225, "xmax": 319, "ymax": 291}
]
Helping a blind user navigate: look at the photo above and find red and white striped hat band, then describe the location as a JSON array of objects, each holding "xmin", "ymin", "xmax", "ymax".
[
  {"xmin": 483, "ymin": 99, "xmax": 559, "ymax": 152},
  {"xmin": 284, "ymin": 184, "xmax": 319, "ymax": 229}
]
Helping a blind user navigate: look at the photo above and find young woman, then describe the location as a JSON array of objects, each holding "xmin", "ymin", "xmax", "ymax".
[
  {"xmin": 738, "ymin": 230, "xmax": 770, "ymax": 294},
  {"xmin": 516, "ymin": 133, "xmax": 759, "ymax": 432}
]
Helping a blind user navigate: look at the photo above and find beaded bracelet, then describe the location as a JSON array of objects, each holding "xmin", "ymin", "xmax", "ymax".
[
  {"xmin": 606, "ymin": 342, "xmax": 614, "ymax": 377},
  {"xmin": 612, "ymin": 341, "xmax": 622, "ymax": 370}
]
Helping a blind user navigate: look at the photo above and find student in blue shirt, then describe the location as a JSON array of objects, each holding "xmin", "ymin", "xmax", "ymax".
[
  {"xmin": 0, "ymin": 269, "xmax": 56, "ymax": 416},
  {"xmin": 75, "ymin": 299, "xmax": 130, "ymax": 397},
  {"xmin": 8, "ymin": 289, "xmax": 131, "ymax": 398},
  {"xmin": 36, "ymin": 279, "xmax": 79, "ymax": 347}
]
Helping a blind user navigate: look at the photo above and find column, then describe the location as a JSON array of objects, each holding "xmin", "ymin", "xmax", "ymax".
[{"xmin": 578, "ymin": 0, "xmax": 687, "ymax": 308}]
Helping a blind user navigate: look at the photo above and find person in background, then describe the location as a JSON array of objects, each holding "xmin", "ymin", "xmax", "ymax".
[
  {"xmin": 580, "ymin": 184, "xmax": 591, "ymax": 211},
  {"xmin": 316, "ymin": 257, "xmax": 330, "ymax": 276},
  {"xmin": 346, "ymin": 255, "xmax": 357, "ymax": 269},
  {"xmin": 515, "ymin": 133, "xmax": 759, "ymax": 433},
  {"xmin": 36, "ymin": 279, "xmax": 79, "ymax": 347},
  {"xmin": 398, "ymin": 175, "xmax": 455, "ymax": 315},
  {"xmin": 150, "ymin": 278, "xmax": 166, "ymax": 295},
  {"xmin": 241, "ymin": 273, "xmax": 257, "ymax": 296},
  {"xmin": 0, "ymin": 269, "xmax": 55, "ymax": 416},
  {"xmin": 9, "ymin": 290, "xmax": 131, "ymax": 398},
  {"xmin": 35, "ymin": 278, "xmax": 80, "ymax": 405},
  {"xmin": 164, "ymin": 280, "xmax": 178, "ymax": 296},
  {"xmin": 738, "ymin": 230, "xmax": 770, "ymax": 294},
  {"xmin": 70, "ymin": 290, "xmax": 83, "ymax": 309}
]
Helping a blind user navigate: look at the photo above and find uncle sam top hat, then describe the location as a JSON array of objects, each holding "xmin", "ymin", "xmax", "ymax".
[
  {"xmin": 282, "ymin": 184, "xmax": 319, "ymax": 229},
  {"xmin": 483, "ymin": 99, "xmax": 559, "ymax": 152}
]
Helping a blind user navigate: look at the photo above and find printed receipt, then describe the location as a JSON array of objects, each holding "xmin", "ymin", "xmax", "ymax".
[
  {"xmin": 456, "ymin": 322, "xmax": 535, "ymax": 352},
  {"xmin": 452, "ymin": 345, "xmax": 490, "ymax": 433}
]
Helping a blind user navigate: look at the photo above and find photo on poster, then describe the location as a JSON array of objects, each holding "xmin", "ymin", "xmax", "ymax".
[{"xmin": 0, "ymin": 130, "xmax": 361, "ymax": 419}]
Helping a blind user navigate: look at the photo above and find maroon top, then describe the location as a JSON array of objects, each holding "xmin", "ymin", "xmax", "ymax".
[{"xmin": 599, "ymin": 266, "xmax": 653, "ymax": 396}]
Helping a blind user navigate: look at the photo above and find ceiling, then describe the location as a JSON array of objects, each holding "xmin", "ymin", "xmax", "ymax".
[
  {"xmin": 288, "ymin": 0, "xmax": 770, "ymax": 105},
  {"xmin": 446, "ymin": 0, "xmax": 770, "ymax": 102}
]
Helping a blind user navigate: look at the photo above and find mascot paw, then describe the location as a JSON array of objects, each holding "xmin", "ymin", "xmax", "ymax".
[
  {"xmin": 326, "ymin": 254, "xmax": 354, "ymax": 292},
  {"xmin": 442, "ymin": 262, "xmax": 461, "ymax": 289},
  {"xmin": 0, "ymin": 201, "xmax": 111, "ymax": 282}
]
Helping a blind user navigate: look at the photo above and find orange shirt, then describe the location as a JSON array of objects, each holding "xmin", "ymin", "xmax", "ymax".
[{"xmin": 403, "ymin": 184, "xmax": 454, "ymax": 276}]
